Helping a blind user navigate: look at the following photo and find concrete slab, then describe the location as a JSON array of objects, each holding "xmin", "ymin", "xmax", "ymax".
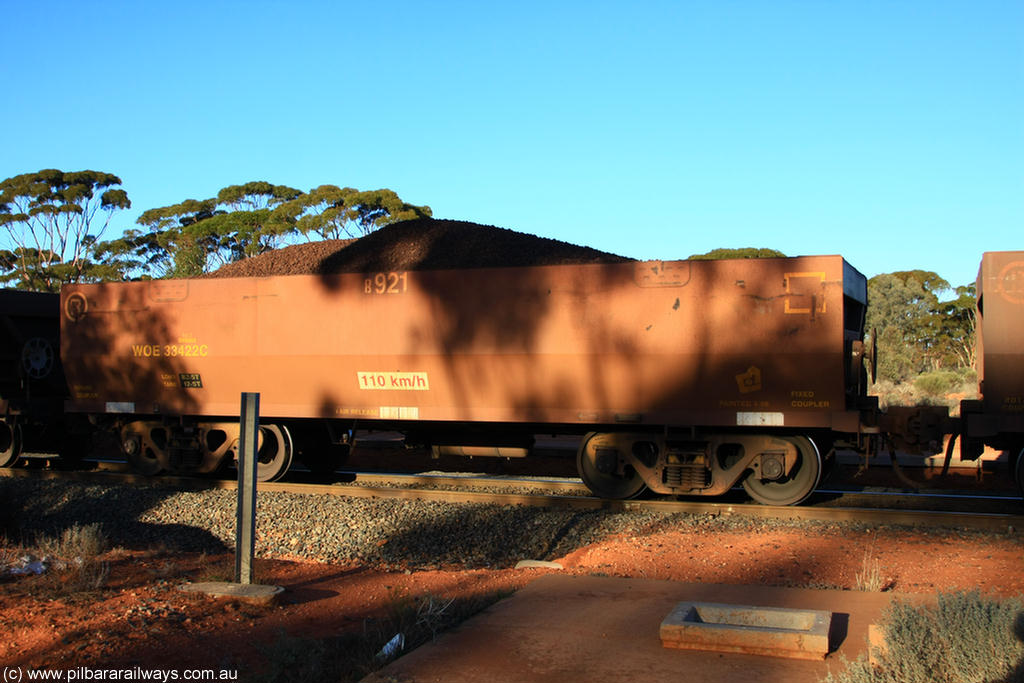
[
  {"xmin": 660, "ymin": 602, "xmax": 831, "ymax": 660},
  {"xmin": 364, "ymin": 575, "xmax": 908, "ymax": 683},
  {"xmin": 179, "ymin": 581, "xmax": 284, "ymax": 606}
]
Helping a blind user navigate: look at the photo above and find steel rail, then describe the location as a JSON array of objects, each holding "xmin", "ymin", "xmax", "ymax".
[
  {"xmin": 337, "ymin": 472, "xmax": 1023, "ymax": 501},
  {"xmin": 26, "ymin": 461, "xmax": 1024, "ymax": 499},
  {"xmin": 74, "ymin": 458, "xmax": 1024, "ymax": 498},
  {"xmin": 332, "ymin": 470, "xmax": 592, "ymax": 493},
  {"xmin": 3, "ymin": 467, "xmax": 1021, "ymax": 534}
]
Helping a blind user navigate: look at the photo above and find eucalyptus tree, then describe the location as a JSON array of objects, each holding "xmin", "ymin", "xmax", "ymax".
[
  {"xmin": 866, "ymin": 271, "xmax": 975, "ymax": 383},
  {"xmin": 115, "ymin": 183, "xmax": 302, "ymax": 278},
  {"xmin": 211, "ymin": 181, "xmax": 304, "ymax": 257},
  {"xmin": 687, "ymin": 247, "xmax": 786, "ymax": 260},
  {"xmin": 0, "ymin": 170, "xmax": 130, "ymax": 291},
  {"xmin": 271, "ymin": 185, "xmax": 431, "ymax": 240},
  {"xmin": 105, "ymin": 181, "xmax": 430, "ymax": 278}
]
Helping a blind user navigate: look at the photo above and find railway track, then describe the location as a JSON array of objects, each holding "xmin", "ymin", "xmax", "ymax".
[{"xmin": 3, "ymin": 465, "xmax": 1022, "ymax": 534}]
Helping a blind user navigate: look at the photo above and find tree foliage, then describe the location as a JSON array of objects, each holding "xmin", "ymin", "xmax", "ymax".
[
  {"xmin": 271, "ymin": 185, "xmax": 431, "ymax": 240},
  {"xmin": 101, "ymin": 182, "xmax": 431, "ymax": 279},
  {"xmin": 688, "ymin": 247, "xmax": 787, "ymax": 260},
  {"xmin": 866, "ymin": 271, "xmax": 976, "ymax": 383},
  {"xmin": 931, "ymin": 284, "xmax": 977, "ymax": 370},
  {"xmin": 0, "ymin": 170, "xmax": 130, "ymax": 291},
  {"xmin": 110, "ymin": 183, "xmax": 302, "ymax": 278}
]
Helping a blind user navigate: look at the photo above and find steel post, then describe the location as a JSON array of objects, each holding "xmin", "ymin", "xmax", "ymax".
[{"xmin": 235, "ymin": 392, "xmax": 259, "ymax": 584}]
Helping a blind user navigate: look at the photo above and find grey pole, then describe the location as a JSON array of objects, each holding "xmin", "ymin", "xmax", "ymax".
[{"xmin": 235, "ymin": 392, "xmax": 259, "ymax": 585}]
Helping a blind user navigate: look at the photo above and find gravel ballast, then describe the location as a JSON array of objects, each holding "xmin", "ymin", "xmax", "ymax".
[
  {"xmin": 2, "ymin": 478, "xmax": 673, "ymax": 569},
  {"xmin": 4, "ymin": 478, "xmax": 996, "ymax": 571}
]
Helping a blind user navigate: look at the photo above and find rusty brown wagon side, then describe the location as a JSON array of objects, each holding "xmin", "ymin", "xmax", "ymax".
[
  {"xmin": 961, "ymin": 251, "xmax": 1024, "ymax": 490},
  {"xmin": 60, "ymin": 255, "xmax": 871, "ymax": 503}
]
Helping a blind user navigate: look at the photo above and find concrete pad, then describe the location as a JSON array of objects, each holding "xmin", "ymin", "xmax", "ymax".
[
  {"xmin": 364, "ymin": 575, "xmax": 906, "ymax": 683},
  {"xmin": 179, "ymin": 581, "xmax": 284, "ymax": 606},
  {"xmin": 514, "ymin": 560, "xmax": 564, "ymax": 570},
  {"xmin": 660, "ymin": 602, "xmax": 831, "ymax": 660}
]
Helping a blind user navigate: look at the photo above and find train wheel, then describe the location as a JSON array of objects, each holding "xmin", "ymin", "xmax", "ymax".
[
  {"xmin": 128, "ymin": 447, "xmax": 166, "ymax": 476},
  {"xmin": 123, "ymin": 424, "xmax": 168, "ymax": 476},
  {"xmin": 256, "ymin": 424, "xmax": 294, "ymax": 482},
  {"xmin": 128, "ymin": 440, "xmax": 169, "ymax": 476},
  {"xmin": 577, "ymin": 432, "xmax": 647, "ymax": 499},
  {"xmin": 742, "ymin": 436, "xmax": 821, "ymax": 506},
  {"xmin": 0, "ymin": 421, "xmax": 23, "ymax": 468}
]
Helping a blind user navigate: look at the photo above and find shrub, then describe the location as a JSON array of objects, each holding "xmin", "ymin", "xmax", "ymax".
[
  {"xmin": 914, "ymin": 370, "xmax": 962, "ymax": 398},
  {"xmin": 824, "ymin": 591, "xmax": 1024, "ymax": 683},
  {"xmin": 872, "ymin": 371, "xmax": 979, "ymax": 409},
  {"xmin": 39, "ymin": 523, "xmax": 107, "ymax": 559},
  {"xmin": 19, "ymin": 523, "xmax": 112, "ymax": 596}
]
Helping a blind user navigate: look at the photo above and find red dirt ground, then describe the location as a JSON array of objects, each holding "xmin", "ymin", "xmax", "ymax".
[{"xmin": 2, "ymin": 521, "xmax": 1021, "ymax": 679}]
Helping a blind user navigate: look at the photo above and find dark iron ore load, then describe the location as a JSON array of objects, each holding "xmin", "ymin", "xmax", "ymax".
[{"xmin": 204, "ymin": 218, "xmax": 632, "ymax": 278}]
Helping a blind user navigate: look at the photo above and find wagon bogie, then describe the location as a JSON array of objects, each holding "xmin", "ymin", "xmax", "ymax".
[
  {"xmin": 576, "ymin": 430, "xmax": 823, "ymax": 505},
  {"xmin": 119, "ymin": 418, "xmax": 294, "ymax": 481}
]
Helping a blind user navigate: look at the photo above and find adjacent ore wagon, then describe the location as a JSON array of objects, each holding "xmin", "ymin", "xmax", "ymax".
[
  {"xmin": 0, "ymin": 290, "xmax": 68, "ymax": 466},
  {"xmin": 962, "ymin": 251, "xmax": 1024, "ymax": 485},
  {"xmin": 61, "ymin": 253, "xmax": 871, "ymax": 504}
]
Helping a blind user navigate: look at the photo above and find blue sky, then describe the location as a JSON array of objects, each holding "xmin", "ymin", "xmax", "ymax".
[{"xmin": 2, "ymin": 1, "xmax": 1021, "ymax": 289}]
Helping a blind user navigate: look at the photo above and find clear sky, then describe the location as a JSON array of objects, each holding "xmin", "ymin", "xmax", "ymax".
[{"xmin": 2, "ymin": 1, "xmax": 1021, "ymax": 290}]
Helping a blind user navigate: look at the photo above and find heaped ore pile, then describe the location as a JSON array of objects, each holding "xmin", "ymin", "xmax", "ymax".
[{"xmin": 205, "ymin": 218, "xmax": 631, "ymax": 278}]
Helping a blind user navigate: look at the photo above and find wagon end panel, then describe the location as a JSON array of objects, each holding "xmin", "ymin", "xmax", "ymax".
[{"xmin": 974, "ymin": 252, "xmax": 1024, "ymax": 437}]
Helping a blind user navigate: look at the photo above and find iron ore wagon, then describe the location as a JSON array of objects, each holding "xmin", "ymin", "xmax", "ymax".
[{"xmin": 60, "ymin": 253, "xmax": 872, "ymax": 505}]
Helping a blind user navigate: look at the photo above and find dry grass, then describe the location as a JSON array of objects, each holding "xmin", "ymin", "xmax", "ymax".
[
  {"xmin": 37, "ymin": 522, "xmax": 107, "ymax": 559},
  {"xmin": 854, "ymin": 550, "xmax": 884, "ymax": 592},
  {"xmin": 194, "ymin": 551, "xmax": 236, "ymax": 583},
  {"xmin": 2, "ymin": 523, "xmax": 112, "ymax": 597}
]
